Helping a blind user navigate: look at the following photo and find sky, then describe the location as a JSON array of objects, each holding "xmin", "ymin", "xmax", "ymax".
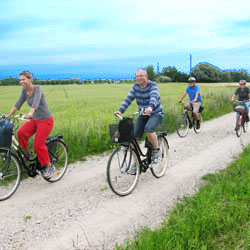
[{"xmin": 1, "ymin": 0, "xmax": 250, "ymax": 79}]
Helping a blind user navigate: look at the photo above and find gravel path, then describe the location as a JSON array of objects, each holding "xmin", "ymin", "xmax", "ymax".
[{"xmin": 1, "ymin": 112, "xmax": 250, "ymax": 250}]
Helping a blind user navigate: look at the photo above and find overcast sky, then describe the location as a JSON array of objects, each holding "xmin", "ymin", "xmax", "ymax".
[{"xmin": 1, "ymin": 0, "xmax": 250, "ymax": 78}]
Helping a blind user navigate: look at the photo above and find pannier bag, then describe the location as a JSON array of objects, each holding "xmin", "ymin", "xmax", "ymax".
[
  {"xmin": 199, "ymin": 106, "xmax": 204, "ymax": 113},
  {"xmin": 234, "ymin": 105, "xmax": 245, "ymax": 113},
  {"xmin": 109, "ymin": 117, "xmax": 134, "ymax": 143},
  {"xmin": 0, "ymin": 119, "xmax": 13, "ymax": 148}
]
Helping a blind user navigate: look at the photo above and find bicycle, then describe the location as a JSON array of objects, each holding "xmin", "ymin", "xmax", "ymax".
[
  {"xmin": 106, "ymin": 110, "xmax": 169, "ymax": 196},
  {"xmin": 0, "ymin": 114, "xmax": 69, "ymax": 201},
  {"xmin": 176, "ymin": 101, "xmax": 204, "ymax": 138},
  {"xmin": 234, "ymin": 100, "xmax": 249, "ymax": 137}
]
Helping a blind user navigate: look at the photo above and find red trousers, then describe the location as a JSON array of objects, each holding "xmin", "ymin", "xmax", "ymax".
[{"xmin": 17, "ymin": 117, "xmax": 54, "ymax": 165}]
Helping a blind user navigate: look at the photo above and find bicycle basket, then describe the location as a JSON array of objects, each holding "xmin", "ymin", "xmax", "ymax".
[
  {"xmin": 234, "ymin": 105, "xmax": 245, "ymax": 112},
  {"xmin": 0, "ymin": 120, "xmax": 13, "ymax": 148},
  {"xmin": 109, "ymin": 117, "xmax": 134, "ymax": 143}
]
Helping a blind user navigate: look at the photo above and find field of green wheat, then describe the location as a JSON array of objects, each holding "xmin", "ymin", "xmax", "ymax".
[{"xmin": 0, "ymin": 83, "xmax": 235, "ymax": 162}]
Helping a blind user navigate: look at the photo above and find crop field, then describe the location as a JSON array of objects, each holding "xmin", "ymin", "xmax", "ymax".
[{"xmin": 0, "ymin": 83, "xmax": 235, "ymax": 162}]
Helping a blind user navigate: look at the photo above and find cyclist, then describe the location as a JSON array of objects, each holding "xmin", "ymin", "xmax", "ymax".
[
  {"xmin": 231, "ymin": 79, "xmax": 250, "ymax": 123},
  {"xmin": 178, "ymin": 76, "xmax": 202, "ymax": 129},
  {"xmin": 5, "ymin": 71, "xmax": 54, "ymax": 178},
  {"xmin": 115, "ymin": 69, "xmax": 164, "ymax": 174}
]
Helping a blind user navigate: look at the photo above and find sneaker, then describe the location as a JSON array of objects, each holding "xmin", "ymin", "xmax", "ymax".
[
  {"xmin": 43, "ymin": 165, "xmax": 55, "ymax": 179},
  {"xmin": 127, "ymin": 163, "xmax": 137, "ymax": 175},
  {"xmin": 152, "ymin": 148, "xmax": 162, "ymax": 164},
  {"xmin": 196, "ymin": 120, "xmax": 200, "ymax": 129}
]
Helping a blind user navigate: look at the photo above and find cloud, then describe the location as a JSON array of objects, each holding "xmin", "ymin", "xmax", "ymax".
[{"xmin": 1, "ymin": 0, "xmax": 250, "ymax": 73}]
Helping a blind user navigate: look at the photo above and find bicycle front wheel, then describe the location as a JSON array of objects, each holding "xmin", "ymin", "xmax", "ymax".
[
  {"xmin": 107, "ymin": 145, "xmax": 140, "ymax": 196},
  {"xmin": 243, "ymin": 118, "xmax": 248, "ymax": 133},
  {"xmin": 194, "ymin": 113, "xmax": 203, "ymax": 134},
  {"xmin": 42, "ymin": 139, "xmax": 68, "ymax": 182},
  {"xmin": 236, "ymin": 116, "xmax": 242, "ymax": 137},
  {"xmin": 176, "ymin": 114, "xmax": 189, "ymax": 138},
  {"xmin": 0, "ymin": 150, "xmax": 21, "ymax": 201},
  {"xmin": 150, "ymin": 135, "xmax": 169, "ymax": 178}
]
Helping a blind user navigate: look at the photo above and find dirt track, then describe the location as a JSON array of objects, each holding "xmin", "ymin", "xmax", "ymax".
[{"xmin": 1, "ymin": 112, "xmax": 250, "ymax": 250}]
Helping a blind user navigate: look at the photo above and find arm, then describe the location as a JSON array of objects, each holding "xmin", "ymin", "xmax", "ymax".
[
  {"xmin": 192, "ymin": 92, "xmax": 199, "ymax": 103},
  {"xmin": 178, "ymin": 92, "xmax": 187, "ymax": 102},
  {"xmin": 23, "ymin": 86, "xmax": 42, "ymax": 119},
  {"xmin": 118, "ymin": 86, "xmax": 136, "ymax": 113},
  {"xmin": 5, "ymin": 107, "xmax": 18, "ymax": 119},
  {"xmin": 232, "ymin": 93, "xmax": 237, "ymax": 102}
]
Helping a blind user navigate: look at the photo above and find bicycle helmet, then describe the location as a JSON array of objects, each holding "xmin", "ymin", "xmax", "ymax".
[
  {"xmin": 188, "ymin": 77, "xmax": 196, "ymax": 82},
  {"xmin": 239, "ymin": 80, "xmax": 246, "ymax": 85}
]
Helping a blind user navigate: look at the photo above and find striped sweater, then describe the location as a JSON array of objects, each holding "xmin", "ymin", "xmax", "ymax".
[{"xmin": 119, "ymin": 80, "xmax": 163, "ymax": 114}]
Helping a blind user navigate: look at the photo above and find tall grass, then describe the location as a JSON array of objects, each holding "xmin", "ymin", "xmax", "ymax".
[
  {"xmin": 115, "ymin": 144, "xmax": 250, "ymax": 250},
  {"xmin": 0, "ymin": 84, "xmax": 235, "ymax": 162}
]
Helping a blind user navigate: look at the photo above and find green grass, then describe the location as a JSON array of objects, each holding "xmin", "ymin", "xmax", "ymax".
[
  {"xmin": 115, "ymin": 145, "xmax": 250, "ymax": 250},
  {"xmin": 0, "ymin": 83, "xmax": 235, "ymax": 162}
]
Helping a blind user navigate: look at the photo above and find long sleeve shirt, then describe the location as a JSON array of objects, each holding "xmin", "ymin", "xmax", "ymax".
[{"xmin": 119, "ymin": 80, "xmax": 163, "ymax": 114}]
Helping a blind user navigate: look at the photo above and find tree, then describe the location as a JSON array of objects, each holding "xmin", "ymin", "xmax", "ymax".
[
  {"xmin": 191, "ymin": 63, "xmax": 222, "ymax": 82},
  {"xmin": 146, "ymin": 65, "xmax": 156, "ymax": 81}
]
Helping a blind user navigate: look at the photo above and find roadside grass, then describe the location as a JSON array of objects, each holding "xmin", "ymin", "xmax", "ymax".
[
  {"xmin": 0, "ymin": 83, "xmax": 235, "ymax": 162},
  {"xmin": 115, "ymin": 144, "xmax": 250, "ymax": 250}
]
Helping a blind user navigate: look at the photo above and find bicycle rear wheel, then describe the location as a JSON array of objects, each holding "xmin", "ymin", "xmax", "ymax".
[
  {"xmin": 150, "ymin": 135, "xmax": 169, "ymax": 178},
  {"xmin": 194, "ymin": 113, "xmax": 203, "ymax": 134},
  {"xmin": 0, "ymin": 150, "xmax": 21, "ymax": 201},
  {"xmin": 42, "ymin": 139, "xmax": 68, "ymax": 182},
  {"xmin": 176, "ymin": 114, "xmax": 189, "ymax": 138},
  {"xmin": 106, "ymin": 144, "xmax": 140, "ymax": 196}
]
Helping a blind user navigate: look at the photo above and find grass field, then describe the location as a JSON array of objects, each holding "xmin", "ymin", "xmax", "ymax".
[
  {"xmin": 0, "ymin": 83, "xmax": 235, "ymax": 162},
  {"xmin": 115, "ymin": 144, "xmax": 250, "ymax": 250}
]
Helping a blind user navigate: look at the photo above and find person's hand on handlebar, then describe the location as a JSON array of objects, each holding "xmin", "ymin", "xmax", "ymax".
[
  {"xmin": 115, "ymin": 111, "xmax": 121, "ymax": 116},
  {"xmin": 144, "ymin": 107, "xmax": 152, "ymax": 115},
  {"xmin": 178, "ymin": 99, "xmax": 182, "ymax": 103},
  {"xmin": 23, "ymin": 113, "xmax": 32, "ymax": 119},
  {"xmin": 231, "ymin": 98, "xmax": 235, "ymax": 102}
]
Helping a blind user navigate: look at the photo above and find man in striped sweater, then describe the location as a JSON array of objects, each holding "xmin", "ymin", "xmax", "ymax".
[{"xmin": 116, "ymin": 69, "xmax": 164, "ymax": 174}]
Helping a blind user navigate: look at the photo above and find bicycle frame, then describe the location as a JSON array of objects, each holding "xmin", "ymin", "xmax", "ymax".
[{"xmin": 131, "ymin": 137, "xmax": 153, "ymax": 173}]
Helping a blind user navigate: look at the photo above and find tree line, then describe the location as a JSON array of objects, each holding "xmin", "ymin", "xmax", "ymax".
[
  {"xmin": 146, "ymin": 63, "xmax": 250, "ymax": 83},
  {"xmin": 1, "ymin": 63, "xmax": 250, "ymax": 86}
]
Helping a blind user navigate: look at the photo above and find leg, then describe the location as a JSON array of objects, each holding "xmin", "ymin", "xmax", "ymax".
[
  {"xmin": 144, "ymin": 113, "xmax": 164, "ymax": 149},
  {"xmin": 17, "ymin": 119, "xmax": 36, "ymax": 157},
  {"xmin": 33, "ymin": 117, "xmax": 54, "ymax": 166}
]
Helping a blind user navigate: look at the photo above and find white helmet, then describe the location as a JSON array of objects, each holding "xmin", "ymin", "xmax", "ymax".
[
  {"xmin": 239, "ymin": 80, "xmax": 246, "ymax": 85},
  {"xmin": 188, "ymin": 77, "xmax": 196, "ymax": 83}
]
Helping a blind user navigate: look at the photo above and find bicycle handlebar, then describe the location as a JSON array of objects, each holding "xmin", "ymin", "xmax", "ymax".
[{"xmin": 114, "ymin": 109, "xmax": 150, "ymax": 120}]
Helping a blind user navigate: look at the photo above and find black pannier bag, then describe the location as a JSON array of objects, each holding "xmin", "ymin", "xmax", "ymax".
[
  {"xmin": 109, "ymin": 117, "xmax": 134, "ymax": 143},
  {"xmin": 199, "ymin": 106, "xmax": 204, "ymax": 113},
  {"xmin": 0, "ymin": 119, "xmax": 13, "ymax": 148}
]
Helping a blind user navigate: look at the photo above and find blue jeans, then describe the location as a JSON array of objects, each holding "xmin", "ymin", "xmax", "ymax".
[{"xmin": 134, "ymin": 113, "xmax": 164, "ymax": 140}]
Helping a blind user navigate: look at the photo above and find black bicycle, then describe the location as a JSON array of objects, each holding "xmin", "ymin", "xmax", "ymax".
[
  {"xmin": 106, "ymin": 110, "xmax": 169, "ymax": 196},
  {"xmin": 234, "ymin": 100, "xmax": 249, "ymax": 137},
  {"xmin": 176, "ymin": 101, "xmax": 203, "ymax": 138},
  {"xmin": 0, "ymin": 114, "xmax": 69, "ymax": 201}
]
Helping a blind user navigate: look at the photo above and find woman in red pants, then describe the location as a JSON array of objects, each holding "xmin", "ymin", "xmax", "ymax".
[{"xmin": 6, "ymin": 71, "xmax": 54, "ymax": 178}]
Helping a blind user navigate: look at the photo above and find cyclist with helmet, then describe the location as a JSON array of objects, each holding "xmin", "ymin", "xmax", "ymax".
[
  {"xmin": 178, "ymin": 76, "xmax": 202, "ymax": 129},
  {"xmin": 231, "ymin": 80, "xmax": 250, "ymax": 122}
]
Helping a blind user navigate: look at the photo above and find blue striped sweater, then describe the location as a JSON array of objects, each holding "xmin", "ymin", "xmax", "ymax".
[{"xmin": 119, "ymin": 80, "xmax": 163, "ymax": 114}]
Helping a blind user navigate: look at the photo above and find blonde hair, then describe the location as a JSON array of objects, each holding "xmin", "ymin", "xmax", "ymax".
[{"xmin": 19, "ymin": 71, "xmax": 33, "ymax": 80}]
